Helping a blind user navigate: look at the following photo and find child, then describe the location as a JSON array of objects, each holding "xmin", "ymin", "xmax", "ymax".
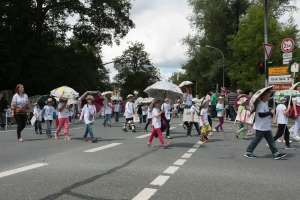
[
  {"xmin": 113, "ymin": 100, "xmax": 120, "ymax": 123},
  {"xmin": 273, "ymin": 96, "xmax": 295, "ymax": 150},
  {"xmin": 79, "ymin": 95, "xmax": 97, "ymax": 143},
  {"xmin": 142, "ymin": 103, "xmax": 148, "ymax": 124},
  {"xmin": 122, "ymin": 94, "xmax": 136, "ymax": 132},
  {"xmin": 147, "ymin": 99, "xmax": 170, "ymax": 148},
  {"xmin": 199, "ymin": 99, "xmax": 211, "ymax": 142},
  {"xmin": 162, "ymin": 98, "xmax": 172, "ymax": 139},
  {"xmin": 215, "ymin": 97, "xmax": 225, "ymax": 132},
  {"xmin": 235, "ymin": 97, "xmax": 249, "ymax": 139},
  {"xmin": 187, "ymin": 98, "xmax": 201, "ymax": 136},
  {"xmin": 68, "ymin": 104, "xmax": 74, "ymax": 124},
  {"xmin": 54, "ymin": 98, "xmax": 71, "ymax": 140},
  {"xmin": 172, "ymin": 101, "xmax": 179, "ymax": 118},
  {"xmin": 144, "ymin": 105, "xmax": 152, "ymax": 132},
  {"xmin": 6, "ymin": 105, "xmax": 12, "ymax": 127},
  {"xmin": 33, "ymin": 103, "xmax": 42, "ymax": 134},
  {"xmin": 244, "ymin": 89, "xmax": 287, "ymax": 159},
  {"xmin": 43, "ymin": 98, "xmax": 56, "ymax": 138},
  {"xmin": 103, "ymin": 98, "xmax": 112, "ymax": 127}
]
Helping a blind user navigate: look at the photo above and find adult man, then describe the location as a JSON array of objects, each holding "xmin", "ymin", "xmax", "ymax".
[
  {"xmin": 0, "ymin": 93, "xmax": 9, "ymax": 130},
  {"xmin": 210, "ymin": 90, "xmax": 217, "ymax": 118},
  {"xmin": 226, "ymin": 89, "xmax": 238, "ymax": 121}
]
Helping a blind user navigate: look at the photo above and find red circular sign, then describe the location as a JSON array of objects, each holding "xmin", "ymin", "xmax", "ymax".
[{"xmin": 281, "ymin": 38, "xmax": 294, "ymax": 53}]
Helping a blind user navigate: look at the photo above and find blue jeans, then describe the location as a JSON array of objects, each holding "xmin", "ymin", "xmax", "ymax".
[
  {"xmin": 114, "ymin": 112, "xmax": 119, "ymax": 122},
  {"xmin": 246, "ymin": 130, "xmax": 279, "ymax": 156},
  {"xmin": 46, "ymin": 120, "xmax": 52, "ymax": 135},
  {"xmin": 104, "ymin": 114, "xmax": 111, "ymax": 125},
  {"xmin": 0, "ymin": 112, "xmax": 6, "ymax": 128},
  {"xmin": 187, "ymin": 122, "xmax": 200, "ymax": 135},
  {"xmin": 84, "ymin": 123, "xmax": 94, "ymax": 138},
  {"xmin": 229, "ymin": 106, "xmax": 236, "ymax": 121}
]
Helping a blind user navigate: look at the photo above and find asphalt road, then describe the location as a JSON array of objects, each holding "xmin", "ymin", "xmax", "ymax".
[{"xmin": 0, "ymin": 116, "xmax": 300, "ymax": 200}]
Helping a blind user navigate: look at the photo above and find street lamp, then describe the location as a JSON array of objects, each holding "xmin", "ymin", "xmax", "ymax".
[{"xmin": 205, "ymin": 45, "xmax": 225, "ymax": 88}]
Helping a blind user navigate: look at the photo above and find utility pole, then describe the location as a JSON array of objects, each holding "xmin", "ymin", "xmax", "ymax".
[{"xmin": 264, "ymin": 0, "xmax": 268, "ymax": 87}]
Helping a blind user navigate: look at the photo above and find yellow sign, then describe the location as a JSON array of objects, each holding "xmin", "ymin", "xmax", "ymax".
[{"xmin": 268, "ymin": 66, "xmax": 289, "ymax": 75}]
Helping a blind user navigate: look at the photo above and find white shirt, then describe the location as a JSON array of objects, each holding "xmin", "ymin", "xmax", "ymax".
[
  {"xmin": 292, "ymin": 97, "xmax": 300, "ymax": 106},
  {"xmin": 147, "ymin": 108, "xmax": 152, "ymax": 119},
  {"xmin": 199, "ymin": 107, "xmax": 209, "ymax": 126},
  {"xmin": 276, "ymin": 104, "xmax": 288, "ymax": 125},
  {"xmin": 125, "ymin": 101, "xmax": 134, "ymax": 118},
  {"xmin": 69, "ymin": 106, "xmax": 74, "ymax": 117},
  {"xmin": 105, "ymin": 103, "xmax": 112, "ymax": 114},
  {"xmin": 173, "ymin": 104, "xmax": 178, "ymax": 110},
  {"xmin": 11, "ymin": 93, "xmax": 28, "ymax": 109},
  {"xmin": 183, "ymin": 93, "xmax": 193, "ymax": 106},
  {"xmin": 6, "ymin": 108, "xmax": 12, "ymax": 117},
  {"xmin": 58, "ymin": 102, "xmax": 69, "ymax": 118},
  {"xmin": 190, "ymin": 105, "xmax": 199, "ymax": 122},
  {"xmin": 43, "ymin": 105, "xmax": 55, "ymax": 120},
  {"xmin": 216, "ymin": 103, "xmax": 224, "ymax": 117},
  {"xmin": 152, "ymin": 108, "xmax": 161, "ymax": 128},
  {"xmin": 162, "ymin": 103, "xmax": 171, "ymax": 120},
  {"xmin": 253, "ymin": 101, "xmax": 271, "ymax": 131},
  {"xmin": 33, "ymin": 107, "xmax": 42, "ymax": 121},
  {"xmin": 80, "ymin": 104, "xmax": 96, "ymax": 124},
  {"xmin": 113, "ymin": 104, "xmax": 120, "ymax": 112},
  {"xmin": 142, "ymin": 105, "xmax": 148, "ymax": 115}
]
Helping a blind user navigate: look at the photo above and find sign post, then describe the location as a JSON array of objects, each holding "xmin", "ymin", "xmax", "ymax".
[{"xmin": 263, "ymin": 43, "xmax": 274, "ymax": 86}]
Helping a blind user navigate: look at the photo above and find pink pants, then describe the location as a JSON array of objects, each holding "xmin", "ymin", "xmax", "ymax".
[
  {"xmin": 148, "ymin": 128, "xmax": 165, "ymax": 145},
  {"xmin": 56, "ymin": 117, "xmax": 69, "ymax": 134}
]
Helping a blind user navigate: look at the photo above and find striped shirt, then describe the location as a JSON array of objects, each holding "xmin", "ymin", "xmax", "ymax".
[{"xmin": 227, "ymin": 92, "xmax": 238, "ymax": 107}]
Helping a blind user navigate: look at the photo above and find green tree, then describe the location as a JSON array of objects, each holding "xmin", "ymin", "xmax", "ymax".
[{"xmin": 113, "ymin": 42, "xmax": 161, "ymax": 97}]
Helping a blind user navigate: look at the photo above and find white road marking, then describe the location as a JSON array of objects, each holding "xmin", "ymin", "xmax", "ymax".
[
  {"xmin": 187, "ymin": 148, "xmax": 197, "ymax": 153},
  {"xmin": 135, "ymin": 133, "xmax": 151, "ymax": 139},
  {"xmin": 173, "ymin": 159, "xmax": 187, "ymax": 166},
  {"xmin": 179, "ymin": 124, "xmax": 182, "ymax": 125},
  {"xmin": 51, "ymin": 127, "xmax": 83, "ymax": 133},
  {"xmin": 193, "ymin": 144, "xmax": 201, "ymax": 148},
  {"xmin": 84, "ymin": 143, "xmax": 122, "ymax": 152},
  {"xmin": 132, "ymin": 188, "xmax": 157, "ymax": 200},
  {"xmin": 197, "ymin": 141, "xmax": 203, "ymax": 145},
  {"xmin": 170, "ymin": 127, "xmax": 176, "ymax": 130},
  {"xmin": 0, "ymin": 163, "xmax": 48, "ymax": 179},
  {"xmin": 150, "ymin": 175, "xmax": 170, "ymax": 186},
  {"xmin": 182, "ymin": 153, "xmax": 192, "ymax": 158},
  {"xmin": 163, "ymin": 166, "xmax": 179, "ymax": 174}
]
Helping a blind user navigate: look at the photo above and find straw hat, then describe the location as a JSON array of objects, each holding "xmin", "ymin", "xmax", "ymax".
[
  {"xmin": 85, "ymin": 95, "xmax": 94, "ymax": 101},
  {"xmin": 237, "ymin": 97, "xmax": 248, "ymax": 105}
]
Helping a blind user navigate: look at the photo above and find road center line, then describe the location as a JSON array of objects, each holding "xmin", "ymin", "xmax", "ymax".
[
  {"xmin": 187, "ymin": 148, "xmax": 197, "ymax": 153},
  {"xmin": 132, "ymin": 188, "xmax": 157, "ymax": 200},
  {"xmin": 193, "ymin": 144, "xmax": 201, "ymax": 148},
  {"xmin": 0, "ymin": 163, "xmax": 48, "ymax": 179},
  {"xmin": 135, "ymin": 133, "xmax": 151, "ymax": 139},
  {"xmin": 182, "ymin": 153, "xmax": 193, "ymax": 158},
  {"xmin": 150, "ymin": 175, "xmax": 170, "ymax": 186},
  {"xmin": 84, "ymin": 143, "xmax": 122, "ymax": 153},
  {"xmin": 170, "ymin": 127, "xmax": 176, "ymax": 130},
  {"xmin": 163, "ymin": 166, "xmax": 179, "ymax": 174},
  {"xmin": 173, "ymin": 159, "xmax": 187, "ymax": 166}
]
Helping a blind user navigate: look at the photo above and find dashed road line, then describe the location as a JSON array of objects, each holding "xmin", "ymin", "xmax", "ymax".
[
  {"xmin": 150, "ymin": 175, "xmax": 170, "ymax": 186},
  {"xmin": 135, "ymin": 133, "xmax": 151, "ymax": 139},
  {"xmin": 173, "ymin": 159, "xmax": 187, "ymax": 166},
  {"xmin": 132, "ymin": 188, "xmax": 157, "ymax": 200},
  {"xmin": 187, "ymin": 148, "xmax": 197, "ymax": 153},
  {"xmin": 182, "ymin": 153, "xmax": 193, "ymax": 158},
  {"xmin": 83, "ymin": 143, "xmax": 122, "ymax": 152},
  {"xmin": 0, "ymin": 163, "xmax": 48, "ymax": 179},
  {"xmin": 163, "ymin": 166, "xmax": 179, "ymax": 174}
]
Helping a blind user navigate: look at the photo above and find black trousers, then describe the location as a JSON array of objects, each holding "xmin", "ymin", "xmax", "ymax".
[
  {"xmin": 274, "ymin": 124, "xmax": 290, "ymax": 146},
  {"xmin": 15, "ymin": 114, "xmax": 27, "ymax": 139}
]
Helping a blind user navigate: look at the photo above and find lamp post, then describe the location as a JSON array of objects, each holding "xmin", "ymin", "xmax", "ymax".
[{"xmin": 205, "ymin": 45, "xmax": 225, "ymax": 88}]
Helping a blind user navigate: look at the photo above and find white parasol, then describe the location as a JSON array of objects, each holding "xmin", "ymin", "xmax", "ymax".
[{"xmin": 144, "ymin": 81, "xmax": 183, "ymax": 101}]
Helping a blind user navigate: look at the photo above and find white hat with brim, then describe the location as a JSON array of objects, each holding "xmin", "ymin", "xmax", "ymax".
[
  {"xmin": 85, "ymin": 95, "xmax": 94, "ymax": 101},
  {"xmin": 126, "ymin": 94, "xmax": 134, "ymax": 99},
  {"xmin": 237, "ymin": 97, "xmax": 248, "ymax": 105}
]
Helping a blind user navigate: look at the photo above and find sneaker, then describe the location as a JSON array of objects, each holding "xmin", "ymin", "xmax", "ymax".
[
  {"xmin": 162, "ymin": 132, "xmax": 166, "ymax": 135},
  {"xmin": 274, "ymin": 152, "xmax": 287, "ymax": 160},
  {"xmin": 292, "ymin": 135, "xmax": 300, "ymax": 141},
  {"xmin": 208, "ymin": 132, "xmax": 213, "ymax": 136},
  {"xmin": 35, "ymin": 131, "xmax": 38, "ymax": 134},
  {"xmin": 83, "ymin": 137, "xmax": 88, "ymax": 142},
  {"xmin": 283, "ymin": 140, "xmax": 292, "ymax": 143},
  {"xmin": 206, "ymin": 139, "xmax": 211, "ymax": 142},
  {"xmin": 144, "ymin": 129, "xmax": 148, "ymax": 132},
  {"xmin": 167, "ymin": 135, "xmax": 172, "ymax": 139},
  {"xmin": 18, "ymin": 138, "xmax": 23, "ymax": 142},
  {"xmin": 122, "ymin": 128, "xmax": 128, "ymax": 132},
  {"xmin": 47, "ymin": 134, "xmax": 52, "ymax": 138},
  {"xmin": 285, "ymin": 146, "xmax": 296, "ymax": 150},
  {"xmin": 244, "ymin": 153, "xmax": 257, "ymax": 158},
  {"xmin": 39, "ymin": 132, "xmax": 42, "ymax": 135},
  {"xmin": 243, "ymin": 138, "xmax": 249, "ymax": 140},
  {"xmin": 132, "ymin": 129, "xmax": 136, "ymax": 133},
  {"xmin": 64, "ymin": 136, "xmax": 72, "ymax": 140},
  {"xmin": 215, "ymin": 127, "xmax": 219, "ymax": 132},
  {"xmin": 276, "ymin": 139, "xmax": 282, "ymax": 143},
  {"xmin": 91, "ymin": 138, "xmax": 97, "ymax": 143},
  {"xmin": 266, "ymin": 143, "xmax": 269, "ymax": 147},
  {"xmin": 212, "ymin": 129, "xmax": 217, "ymax": 132},
  {"xmin": 163, "ymin": 143, "xmax": 170, "ymax": 149},
  {"xmin": 247, "ymin": 132, "xmax": 253, "ymax": 136},
  {"xmin": 147, "ymin": 142, "xmax": 154, "ymax": 147},
  {"xmin": 55, "ymin": 134, "xmax": 59, "ymax": 139},
  {"xmin": 202, "ymin": 139, "xmax": 208, "ymax": 143},
  {"xmin": 107, "ymin": 124, "xmax": 111, "ymax": 127}
]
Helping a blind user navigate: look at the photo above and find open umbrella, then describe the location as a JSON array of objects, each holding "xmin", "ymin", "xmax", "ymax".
[
  {"xmin": 50, "ymin": 86, "xmax": 79, "ymax": 99},
  {"xmin": 78, "ymin": 91, "xmax": 106, "ymax": 113},
  {"xmin": 102, "ymin": 91, "xmax": 113, "ymax": 96},
  {"xmin": 178, "ymin": 81, "xmax": 194, "ymax": 88},
  {"xmin": 144, "ymin": 81, "xmax": 183, "ymax": 101},
  {"xmin": 234, "ymin": 95, "xmax": 250, "ymax": 111},
  {"xmin": 37, "ymin": 95, "xmax": 58, "ymax": 109},
  {"xmin": 249, "ymin": 86, "xmax": 274, "ymax": 112}
]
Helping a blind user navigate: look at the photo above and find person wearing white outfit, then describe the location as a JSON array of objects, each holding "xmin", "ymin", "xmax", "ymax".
[
  {"xmin": 122, "ymin": 94, "xmax": 136, "ymax": 132},
  {"xmin": 43, "ymin": 98, "xmax": 56, "ymax": 138},
  {"xmin": 290, "ymin": 90, "xmax": 300, "ymax": 141},
  {"xmin": 162, "ymin": 98, "xmax": 172, "ymax": 139},
  {"xmin": 79, "ymin": 95, "xmax": 97, "ymax": 143},
  {"xmin": 33, "ymin": 103, "xmax": 43, "ymax": 134}
]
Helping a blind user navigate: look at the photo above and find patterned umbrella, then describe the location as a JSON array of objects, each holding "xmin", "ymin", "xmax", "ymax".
[
  {"xmin": 37, "ymin": 95, "xmax": 58, "ymax": 109},
  {"xmin": 78, "ymin": 91, "xmax": 106, "ymax": 113},
  {"xmin": 50, "ymin": 86, "xmax": 79, "ymax": 99},
  {"xmin": 249, "ymin": 86, "xmax": 274, "ymax": 112},
  {"xmin": 144, "ymin": 81, "xmax": 183, "ymax": 101}
]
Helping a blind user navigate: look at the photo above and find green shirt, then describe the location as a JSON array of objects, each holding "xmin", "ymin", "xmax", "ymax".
[{"xmin": 211, "ymin": 94, "xmax": 217, "ymax": 106}]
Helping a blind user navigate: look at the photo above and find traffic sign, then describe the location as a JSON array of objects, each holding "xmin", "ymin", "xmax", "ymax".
[
  {"xmin": 269, "ymin": 83, "xmax": 292, "ymax": 91},
  {"xmin": 283, "ymin": 58, "xmax": 292, "ymax": 65},
  {"xmin": 281, "ymin": 38, "xmax": 294, "ymax": 53},
  {"xmin": 291, "ymin": 62, "xmax": 299, "ymax": 73},
  {"xmin": 268, "ymin": 66, "xmax": 289, "ymax": 75},
  {"xmin": 283, "ymin": 52, "xmax": 292, "ymax": 59},
  {"xmin": 268, "ymin": 75, "xmax": 292, "ymax": 83},
  {"xmin": 263, "ymin": 43, "xmax": 274, "ymax": 59}
]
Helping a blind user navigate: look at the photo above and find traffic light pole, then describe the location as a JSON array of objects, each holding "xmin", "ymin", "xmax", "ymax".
[{"xmin": 264, "ymin": 0, "xmax": 268, "ymax": 87}]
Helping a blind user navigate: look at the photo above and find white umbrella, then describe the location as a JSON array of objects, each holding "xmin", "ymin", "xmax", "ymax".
[
  {"xmin": 102, "ymin": 91, "xmax": 113, "ymax": 96},
  {"xmin": 179, "ymin": 81, "xmax": 194, "ymax": 88},
  {"xmin": 50, "ymin": 86, "xmax": 79, "ymax": 99},
  {"xmin": 144, "ymin": 81, "xmax": 183, "ymax": 101}
]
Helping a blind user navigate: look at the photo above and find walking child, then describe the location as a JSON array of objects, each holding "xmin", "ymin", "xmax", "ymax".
[
  {"xmin": 43, "ymin": 98, "xmax": 56, "ymax": 138},
  {"xmin": 144, "ymin": 105, "xmax": 152, "ymax": 132},
  {"xmin": 244, "ymin": 88, "xmax": 287, "ymax": 159},
  {"xmin": 199, "ymin": 99, "xmax": 211, "ymax": 142},
  {"xmin": 103, "ymin": 98, "xmax": 112, "ymax": 127},
  {"xmin": 215, "ymin": 97, "xmax": 225, "ymax": 132},
  {"xmin": 147, "ymin": 99, "xmax": 170, "ymax": 148},
  {"xmin": 113, "ymin": 100, "xmax": 120, "ymax": 123},
  {"xmin": 33, "ymin": 103, "xmax": 42, "ymax": 134},
  {"xmin": 54, "ymin": 98, "xmax": 71, "ymax": 140},
  {"xmin": 122, "ymin": 94, "xmax": 136, "ymax": 132},
  {"xmin": 142, "ymin": 103, "xmax": 148, "ymax": 124},
  {"xmin": 235, "ymin": 97, "xmax": 249, "ymax": 139},
  {"xmin": 79, "ymin": 95, "xmax": 97, "ymax": 143},
  {"xmin": 186, "ymin": 98, "xmax": 201, "ymax": 136},
  {"xmin": 6, "ymin": 105, "xmax": 12, "ymax": 127},
  {"xmin": 273, "ymin": 96, "xmax": 296, "ymax": 150}
]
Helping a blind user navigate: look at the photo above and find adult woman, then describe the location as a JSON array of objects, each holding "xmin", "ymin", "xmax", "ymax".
[
  {"xmin": 290, "ymin": 86, "xmax": 300, "ymax": 141},
  {"xmin": 11, "ymin": 84, "xmax": 29, "ymax": 142}
]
